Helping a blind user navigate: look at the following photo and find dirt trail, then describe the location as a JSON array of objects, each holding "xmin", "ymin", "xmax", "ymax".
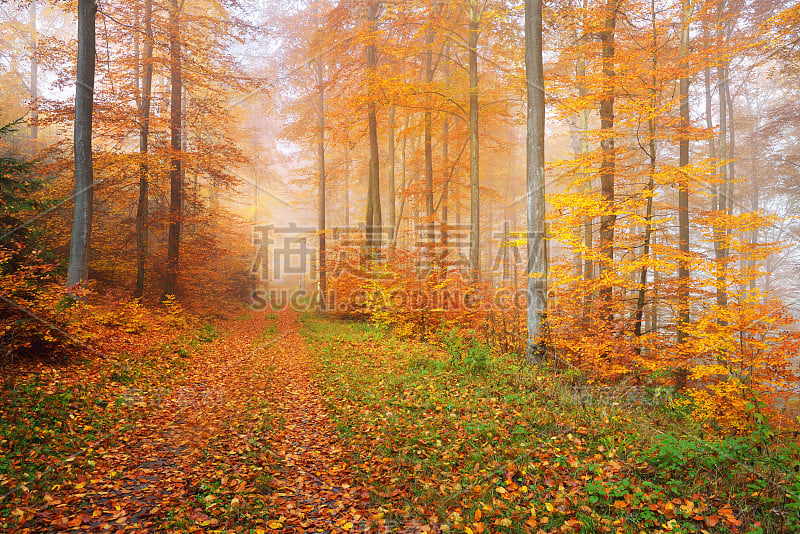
[
  {"xmin": 25, "ymin": 310, "xmax": 372, "ymax": 533},
  {"xmin": 262, "ymin": 310, "xmax": 372, "ymax": 532}
]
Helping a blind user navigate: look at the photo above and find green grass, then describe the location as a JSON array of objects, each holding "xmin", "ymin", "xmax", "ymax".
[{"xmin": 301, "ymin": 313, "xmax": 800, "ymax": 534}]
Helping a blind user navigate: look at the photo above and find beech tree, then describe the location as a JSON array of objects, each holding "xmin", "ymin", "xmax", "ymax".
[{"xmin": 66, "ymin": 0, "xmax": 96, "ymax": 288}]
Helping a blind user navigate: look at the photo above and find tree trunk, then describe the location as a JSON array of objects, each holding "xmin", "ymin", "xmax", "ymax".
[
  {"xmin": 598, "ymin": 0, "xmax": 618, "ymax": 315},
  {"xmin": 344, "ymin": 147, "xmax": 350, "ymax": 228},
  {"xmin": 316, "ymin": 55, "xmax": 327, "ymax": 309},
  {"xmin": 635, "ymin": 0, "xmax": 662, "ymax": 342},
  {"xmin": 388, "ymin": 105, "xmax": 396, "ymax": 242},
  {"xmin": 163, "ymin": 0, "xmax": 183, "ymax": 298},
  {"xmin": 67, "ymin": 0, "xmax": 96, "ymax": 288},
  {"xmin": 134, "ymin": 0, "xmax": 153, "ymax": 300},
  {"xmin": 749, "ymin": 151, "xmax": 758, "ymax": 292},
  {"xmin": 365, "ymin": 0, "xmax": 382, "ymax": 252},
  {"xmin": 468, "ymin": 0, "xmax": 480, "ymax": 281},
  {"xmin": 677, "ymin": 0, "xmax": 692, "ymax": 348},
  {"xmin": 29, "ymin": 1, "xmax": 38, "ymax": 143},
  {"xmin": 525, "ymin": 0, "xmax": 547, "ymax": 364},
  {"xmin": 714, "ymin": 0, "xmax": 729, "ymax": 316},
  {"xmin": 424, "ymin": 17, "xmax": 435, "ymax": 224}
]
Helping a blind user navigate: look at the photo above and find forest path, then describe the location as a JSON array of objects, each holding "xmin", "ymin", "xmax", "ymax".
[{"xmin": 26, "ymin": 309, "xmax": 373, "ymax": 533}]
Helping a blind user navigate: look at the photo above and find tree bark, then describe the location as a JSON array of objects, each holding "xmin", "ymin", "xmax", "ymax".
[
  {"xmin": 29, "ymin": 1, "xmax": 38, "ymax": 143},
  {"xmin": 163, "ymin": 0, "xmax": 183, "ymax": 298},
  {"xmin": 468, "ymin": 0, "xmax": 480, "ymax": 281},
  {"xmin": 316, "ymin": 54, "xmax": 327, "ymax": 309},
  {"xmin": 635, "ymin": 0, "xmax": 663, "ymax": 342},
  {"xmin": 714, "ymin": 0, "xmax": 729, "ymax": 316},
  {"xmin": 67, "ymin": 0, "xmax": 96, "ymax": 288},
  {"xmin": 388, "ymin": 105, "xmax": 396, "ymax": 242},
  {"xmin": 134, "ymin": 0, "xmax": 153, "ymax": 300},
  {"xmin": 525, "ymin": 0, "xmax": 547, "ymax": 364},
  {"xmin": 365, "ymin": 0, "xmax": 382, "ymax": 252},
  {"xmin": 677, "ymin": 0, "xmax": 692, "ymax": 347},
  {"xmin": 424, "ymin": 16, "xmax": 435, "ymax": 224},
  {"xmin": 598, "ymin": 0, "xmax": 618, "ymax": 316}
]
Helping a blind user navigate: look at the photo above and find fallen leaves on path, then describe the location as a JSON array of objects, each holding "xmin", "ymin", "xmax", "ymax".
[{"xmin": 4, "ymin": 310, "xmax": 373, "ymax": 533}]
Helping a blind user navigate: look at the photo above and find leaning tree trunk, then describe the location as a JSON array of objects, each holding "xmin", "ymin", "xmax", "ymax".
[
  {"xmin": 134, "ymin": 0, "xmax": 154, "ymax": 299},
  {"xmin": 67, "ymin": 0, "xmax": 96, "ymax": 288},
  {"xmin": 163, "ymin": 0, "xmax": 183, "ymax": 298},
  {"xmin": 525, "ymin": 0, "xmax": 547, "ymax": 364}
]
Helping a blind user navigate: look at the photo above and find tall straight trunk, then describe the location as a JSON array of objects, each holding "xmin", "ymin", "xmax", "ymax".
[
  {"xmin": 468, "ymin": 0, "xmax": 480, "ymax": 280},
  {"xmin": 163, "ymin": 0, "xmax": 183, "ymax": 298},
  {"xmin": 577, "ymin": 32, "xmax": 592, "ymax": 285},
  {"xmin": 714, "ymin": 0, "xmax": 729, "ymax": 315},
  {"xmin": 677, "ymin": 0, "xmax": 692, "ymax": 347},
  {"xmin": 392, "ymin": 113, "xmax": 409, "ymax": 249},
  {"xmin": 598, "ymin": 0, "xmax": 618, "ymax": 314},
  {"xmin": 725, "ymin": 80, "xmax": 735, "ymax": 217},
  {"xmin": 134, "ymin": 0, "xmax": 153, "ymax": 299},
  {"xmin": 29, "ymin": 1, "xmax": 38, "ymax": 142},
  {"xmin": 440, "ymin": 42, "xmax": 451, "ymax": 256},
  {"xmin": 749, "ymin": 152, "xmax": 758, "ymax": 292},
  {"xmin": 704, "ymin": 64, "xmax": 717, "ymax": 208},
  {"xmin": 635, "ymin": 0, "xmax": 662, "ymax": 341},
  {"xmin": 344, "ymin": 147, "xmax": 351, "ymax": 228},
  {"xmin": 424, "ymin": 17, "xmax": 435, "ymax": 223},
  {"xmin": 365, "ymin": 0, "xmax": 382, "ymax": 251},
  {"xmin": 316, "ymin": 56, "xmax": 327, "ymax": 308},
  {"xmin": 67, "ymin": 0, "xmax": 96, "ymax": 287},
  {"xmin": 441, "ymin": 117, "xmax": 449, "ymax": 244},
  {"xmin": 388, "ymin": 105, "xmax": 396, "ymax": 241},
  {"xmin": 525, "ymin": 0, "xmax": 547, "ymax": 364}
]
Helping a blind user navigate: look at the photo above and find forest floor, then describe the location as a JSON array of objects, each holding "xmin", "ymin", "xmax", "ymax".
[{"xmin": 0, "ymin": 308, "xmax": 795, "ymax": 533}]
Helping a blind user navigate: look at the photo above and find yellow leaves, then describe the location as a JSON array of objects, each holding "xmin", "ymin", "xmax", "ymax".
[{"xmin": 267, "ymin": 519, "xmax": 284, "ymax": 529}]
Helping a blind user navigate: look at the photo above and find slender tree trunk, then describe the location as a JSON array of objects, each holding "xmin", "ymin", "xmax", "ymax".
[
  {"xmin": 725, "ymin": 78, "xmax": 735, "ymax": 217},
  {"xmin": 635, "ymin": 0, "xmax": 662, "ymax": 341},
  {"xmin": 441, "ymin": 116, "xmax": 449, "ymax": 250},
  {"xmin": 134, "ymin": 0, "xmax": 153, "ymax": 300},
  {"xmin": 468, "ymin": 0, "xmax": 480, "ymax": 281},
  {"xmin": 424, "ymin": 17, "xmax": 435, "ymax": 224},
  {"xmin": 365, "ymin": 0, "xmax": 382, "ymax": 251},
  {"xmin": 163, "ymin": 0, "xmax": 183, "ymax": 298},
  {"xmin": 29, "ymin": 1, "xmax": 38, "ymax": 143},
  {"xmin": 67, "ymin": 0, "xmax": 96, "ymax": 288},
  {"xmin": 749, "ymin": 151, "xmax": 758, "ymax": 292},
  {"xmin": 598, "ymin": 0, "xmax": 618, "ymax": 316},
  {"xmin": 714, "ymin": 0, "xmax": 729, "ymax": 316},
  {"xmin": 677, "ymin": 0, "xmax": 692, "ymax": 350},
  {"xmin": 704, "ymin": 63, "xmax": 717, "ymax": 206},
  {"xmin": 345, "ymin": 147, "xmax": 351, "ymax": 228},
  {"xmin": 525, "ymin": 0, "xmax": 547, "ymax": 364},
  {"xmin": 316, "ymin": 55, "xmax": 327, "ymax": 309},
  {"xmin": 388, "ymin": 105, "xmax": 396, "ymax": 242},
  {"xmin": 576, "ymin": 7, "xmax": 593, "ymax": 315}
]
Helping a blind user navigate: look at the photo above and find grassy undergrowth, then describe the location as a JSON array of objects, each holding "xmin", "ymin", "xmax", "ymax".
[
  {"xmin": 0, "ymin": 317, "xmax": 222, "ymax": 526},
  {"xmin": 302, "ymin": 313, "xmax": 800, "ymax": 534}
]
